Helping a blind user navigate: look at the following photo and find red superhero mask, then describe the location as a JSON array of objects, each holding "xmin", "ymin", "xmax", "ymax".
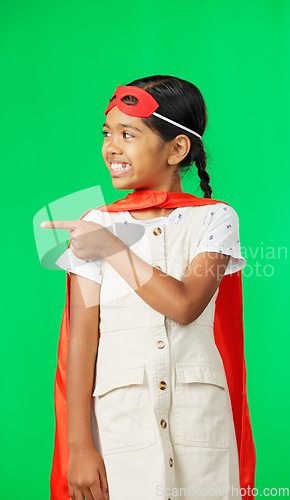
[{"xmin": 104, "ymin": 85, "xmax": 160, "ymax": 117}]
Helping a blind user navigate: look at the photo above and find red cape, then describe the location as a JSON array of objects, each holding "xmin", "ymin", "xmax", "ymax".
[{"xmin": 50, "ymin": 190, "xmax": 256, "ymax": 500}]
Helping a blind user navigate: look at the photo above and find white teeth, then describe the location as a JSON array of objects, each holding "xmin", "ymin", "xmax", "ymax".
[{"xmin": 111, "ymin": 163, "xmax": 131, "ymax": 171}]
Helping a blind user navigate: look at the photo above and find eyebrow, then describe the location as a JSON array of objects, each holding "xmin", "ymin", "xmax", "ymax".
[{"xmin": 103, "ymin": 121, "xmax": 142, "ymax": 132}]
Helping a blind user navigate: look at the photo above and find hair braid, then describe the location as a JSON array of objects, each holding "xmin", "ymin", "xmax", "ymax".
[{"xmin": 195, "ymin": 143, "xmax": 212, "ymax": 198}]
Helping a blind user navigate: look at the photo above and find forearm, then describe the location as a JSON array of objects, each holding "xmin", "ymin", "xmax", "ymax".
[
  {"xmin": 66, "ymin": 335, "xmax": 97, "ymax": 451},
  {"xmin": 103, "ymin": 235, "xmax": 188, "ymax": 323}
]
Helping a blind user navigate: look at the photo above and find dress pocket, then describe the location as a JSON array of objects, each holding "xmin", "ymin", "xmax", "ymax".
[
  {"xmin": 92, "ymin": 365, "xmax": 156, "ymax": 455},
  {"xmin": 171, "ymin": 363, "xmax": 230, "ymax": 448}
]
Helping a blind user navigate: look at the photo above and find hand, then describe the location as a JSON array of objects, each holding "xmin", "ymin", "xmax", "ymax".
[
  {"xmin": 40, "ymin": 219, "xmax": 114, "ymax": 260},
  {"xmin": 67, "ymin": 446, "xmax": 109, "ymax": 500}
]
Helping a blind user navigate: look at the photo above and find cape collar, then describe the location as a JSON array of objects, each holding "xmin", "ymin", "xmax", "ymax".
[{"xmin": 97, "ymin": 189, "xmax": 226, "ymax": 212}]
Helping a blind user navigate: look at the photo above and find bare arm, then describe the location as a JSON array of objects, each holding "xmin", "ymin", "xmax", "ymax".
[
  {"xmin": 66, "ymin": 273, "xmax": 109, "ymax": 500},
  {"xmin": 103, "ymin": 236, "xmax": 229, "ymax": 325},
  {"xmin": 66, "ymin": 273, "xmax": 100, "ymax": 450}
]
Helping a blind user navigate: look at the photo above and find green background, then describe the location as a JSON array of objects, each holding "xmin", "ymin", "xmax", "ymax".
[{"xmin": 1, "ymin": 0, "xmax": 289, "ymax": 498}]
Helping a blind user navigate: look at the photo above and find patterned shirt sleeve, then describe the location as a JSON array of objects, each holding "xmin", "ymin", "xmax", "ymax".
[
  {"xmin": 55, "ymin": 209, "xmax": 104, "ymax": 284},
  {"xmin": 193, "ymin": 203, "xmax": 246, "ymax": 275}
]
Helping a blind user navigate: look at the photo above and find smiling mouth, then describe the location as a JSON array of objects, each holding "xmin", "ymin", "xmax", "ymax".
[{"xmin": 110, "ymin": 162, "xmax": 133, "ymax": 176}]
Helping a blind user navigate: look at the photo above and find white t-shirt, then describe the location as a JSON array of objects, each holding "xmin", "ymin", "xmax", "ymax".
[{"xmin": 55, "ymin": 203, "xmax": 246, "ymax": 284}]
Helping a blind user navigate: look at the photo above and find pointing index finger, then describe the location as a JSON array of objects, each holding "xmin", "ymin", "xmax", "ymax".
[{"xmin": 40, "ymin": 220, "xmax": 80, "ymax": 230}]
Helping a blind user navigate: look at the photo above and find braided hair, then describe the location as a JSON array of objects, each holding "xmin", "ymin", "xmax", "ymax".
[{"xmin": 194, "ymin": 143, "xmax": 212, "ymax": 199}]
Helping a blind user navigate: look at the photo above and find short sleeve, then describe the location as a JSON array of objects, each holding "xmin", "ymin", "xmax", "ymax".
[
  {"xmin": 193, "ymin": 203, "xmax": 246, "ymax": 275},
  {"xmin": 55, "ymin": 209, "xmax": 104, "ymax": 284}
]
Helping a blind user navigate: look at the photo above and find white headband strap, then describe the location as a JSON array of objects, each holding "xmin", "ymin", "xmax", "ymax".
[{"xmin": 152, "ymin": 111, "xmax": 202, "ymax": 140}]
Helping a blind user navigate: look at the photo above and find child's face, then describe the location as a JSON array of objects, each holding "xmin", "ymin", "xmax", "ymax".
[{"xmin": 102, "ymin": 106, "xmax": 177, "ymax": 191}]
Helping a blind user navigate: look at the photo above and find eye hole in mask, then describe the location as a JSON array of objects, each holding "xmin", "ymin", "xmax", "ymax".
[{"xmin": 121, "ymin": 95, "xmax": 139, "ymax": 106}]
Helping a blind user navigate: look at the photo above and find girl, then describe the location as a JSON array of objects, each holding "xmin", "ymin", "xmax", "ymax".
[{"xmin": 43, "ymin": 75, "xmax": 256, "ymax": 500}]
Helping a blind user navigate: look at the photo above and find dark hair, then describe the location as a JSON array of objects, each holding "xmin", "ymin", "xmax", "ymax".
[{"xmin": 113, "ymin": 75, "xmax": 212, "ymax": 198}]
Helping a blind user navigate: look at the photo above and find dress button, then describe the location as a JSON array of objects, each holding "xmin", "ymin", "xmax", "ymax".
[
  {"xmin": 169, "ymin": 457, "xmax": 174, "ymax": 467},
  {"xmin": 160, "ymin": 419, "xmax": 167, "ymax": 429},
  {"xmin": 159, "ymin": 381, "xmax": 167, "ymax": 390},
  {"xmin": 154, "ymin": 265, "xmax": 162, "ymax": 270},
  {"xmin": 157, "ymin": 340, "xmax": 165, "ymax": 349},
  {"xmin": 153, "ymin": 227, "xmax": 162, "ymax": 236}
]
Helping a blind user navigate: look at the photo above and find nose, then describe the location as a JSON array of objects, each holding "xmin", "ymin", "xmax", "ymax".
[{"xmin": 105, "ymin": 134, "xmax": 123, "ymax": 155}]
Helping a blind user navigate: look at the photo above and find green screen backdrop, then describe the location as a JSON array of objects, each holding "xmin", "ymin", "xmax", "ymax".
[{"xmin": 1, "ymin": 0, "xmax": 289, "ymax": 498}]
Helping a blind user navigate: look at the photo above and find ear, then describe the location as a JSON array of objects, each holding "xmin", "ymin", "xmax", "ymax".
[{"xmin": 168, "ymin": 134, "xmax": 191, "ymax": 164}]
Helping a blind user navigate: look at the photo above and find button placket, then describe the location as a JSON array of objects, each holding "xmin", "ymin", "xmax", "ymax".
[{"xmin": 145, "ymin": 224, "xmax": 175, "ymax": 477}]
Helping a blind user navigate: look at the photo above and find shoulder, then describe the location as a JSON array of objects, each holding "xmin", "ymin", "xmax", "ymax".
[
  {"xmin": 206, "ymin": 202, "xmax": 239, "ymax": 216},
  {"xmin": 203, "ymin": 202, "xmax": 240, "ymax": 226},
  {"xmin": 80, "ymin": 209, "xmax": 105, "ymax": 225},
  {"xmin": 193, "ymin": 202, "xmax": 246, "ymax": 273}
]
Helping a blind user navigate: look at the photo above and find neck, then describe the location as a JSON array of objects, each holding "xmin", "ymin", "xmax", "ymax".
[
  {"xmin": 133, "ymin": 168, "xmax": 184, "ymax": 194},
  {"xmin": 133, "ymin": 179, "xmax": 184, "ymax": 195}
]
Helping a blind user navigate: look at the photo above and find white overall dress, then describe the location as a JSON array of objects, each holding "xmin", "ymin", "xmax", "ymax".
[{"xmin": 56, "ymin": 203, "xmax": 246, "ymax": 500}]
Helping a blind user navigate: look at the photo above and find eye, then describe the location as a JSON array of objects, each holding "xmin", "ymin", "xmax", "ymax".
[{"xmin": 101, "ymin": 131, "xmax": 134, "ymax": 139}]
